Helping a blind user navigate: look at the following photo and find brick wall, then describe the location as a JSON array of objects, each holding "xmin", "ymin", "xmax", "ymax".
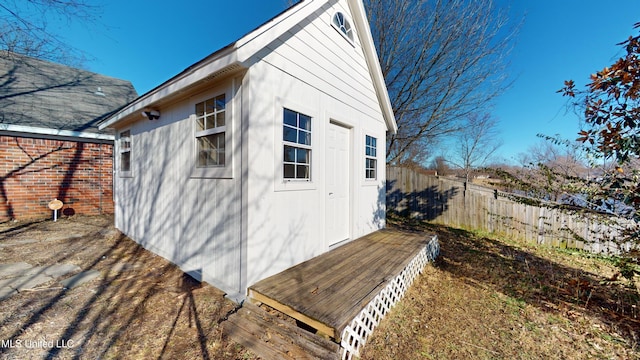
[{"xmin": 0, "ymin": 135, "xmax": 114, "ymax": 221}]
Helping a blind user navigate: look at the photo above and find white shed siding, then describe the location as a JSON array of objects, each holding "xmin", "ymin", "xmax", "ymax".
[
  {"xmin": 260, "ymin": 2, "xmax": 383, "ymax": 125},
  {"xmin": 110, "ymin": 0, "xmax": 392, "ymax": 297},
  {"xmin": 244, "ymin": 0, "xmax": 387, "ymax": 286},
  {"xmin": 113, "ymin": 78, "xmax": 245, "ymax": 298}
]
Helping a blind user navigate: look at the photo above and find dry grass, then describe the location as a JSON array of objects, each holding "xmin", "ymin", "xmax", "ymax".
[
  {"xmin": 361, "ymin": 216, "xmax": 640, "ymax": 359},
  {"xmin": 2, "ymin": 215, "xmax": 638, "ymax": 359},
  {"xmin": 0, "ymin": 215, "xmax": 250, "ymax": 360}
]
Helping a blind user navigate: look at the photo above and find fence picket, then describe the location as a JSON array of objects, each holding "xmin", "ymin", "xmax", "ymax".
[{"xmin": 386, "ymin": 167, "xmax": 635, "ymax": 255}]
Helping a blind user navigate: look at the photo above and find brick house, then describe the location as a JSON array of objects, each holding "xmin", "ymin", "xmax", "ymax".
[{"xmin": 0, "ymin": 52, "xmax": 137, "ymax": 221}]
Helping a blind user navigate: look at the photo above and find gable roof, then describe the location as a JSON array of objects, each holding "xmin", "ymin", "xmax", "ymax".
[
  {"xmin": 99, "ymin": 0, "xmax": 397, "ymax": 134},
  {"xmin": 346, "ymin": 0, "xmax": 396, "ymax": 133},
  {"xmin": 0, "ymin": 52, "xmax": 137, "ymax": 138}
]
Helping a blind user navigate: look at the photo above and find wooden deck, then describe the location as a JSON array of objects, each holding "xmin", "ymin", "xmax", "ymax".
[
  {"xmin": 248, "ymin": 228, "xmax": 434, "ymax": 342},
  {"xmin": 224, "ymin": 301, "xmax": 340, "ymax": 359}
]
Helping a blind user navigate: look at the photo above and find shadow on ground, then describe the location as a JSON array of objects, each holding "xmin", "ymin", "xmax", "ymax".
[
  {"xmin": 0, "ymin": 215, "xmax": 249, "ymax": 360},
  {"xmin": 415, "ymin": 220, "xmax": 639, "ymax": 348}
]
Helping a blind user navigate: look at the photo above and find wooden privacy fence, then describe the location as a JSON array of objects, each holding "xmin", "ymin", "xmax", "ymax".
[{"xmin": 386, "ymin": 166, "xmax": 636, "ymax": 255}]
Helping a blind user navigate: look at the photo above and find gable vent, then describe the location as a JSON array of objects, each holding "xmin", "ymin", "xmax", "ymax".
[{"xmin": 205, "ymin": 63, "xmax": 244, "ymax": 82}]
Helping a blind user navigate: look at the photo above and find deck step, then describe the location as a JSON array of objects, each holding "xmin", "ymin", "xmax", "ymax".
[{"xmin": 224, "ymin": 301, "xmax": 340, "ymax": 360}]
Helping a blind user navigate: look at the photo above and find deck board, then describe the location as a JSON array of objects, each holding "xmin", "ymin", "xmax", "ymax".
[
  {"xmin": 248, "ymin": 228, "xmax": 432, "ymax": 340},
  {"xmin": 290, "ymin": 240, "xmax": 391, "ymax": 312}
]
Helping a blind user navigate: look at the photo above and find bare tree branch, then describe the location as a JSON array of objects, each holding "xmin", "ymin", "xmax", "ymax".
[
  {"xmin": 513, "ymin": 140, "xmax": 589, "ymax": 202},
  {"xmin": 364, "ymin": 0, "xmax": 519, "ymax": 165},
  {"xmin": 0, "ymin": 0, "xmax": 100, "ymax": 64},
  {"xmin": 447, "ymin": 113, "xmax": 503, "ymax": 182}
]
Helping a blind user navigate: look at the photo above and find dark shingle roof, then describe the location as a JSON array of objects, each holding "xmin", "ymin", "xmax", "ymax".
[{"xmin": 0, "ymin": 51, "xmax": 137, "ymax": 134}]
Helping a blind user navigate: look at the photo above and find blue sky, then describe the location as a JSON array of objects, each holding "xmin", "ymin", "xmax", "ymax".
[
  {"xmin": 57, "ymin": 0, "xmax": 291, "ymax": 92},
  {"xmin": 53, "ymin": 0, "xmax": 638, "ymax": 164},
  {"xmin": 493, "ymin": 1, "xmax": 638, "ymax": 163}
]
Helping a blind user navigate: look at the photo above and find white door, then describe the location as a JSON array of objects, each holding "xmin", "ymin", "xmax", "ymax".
[{"xmin": 326, "ymin": 122, "xmax": 350, "ymax": 246}]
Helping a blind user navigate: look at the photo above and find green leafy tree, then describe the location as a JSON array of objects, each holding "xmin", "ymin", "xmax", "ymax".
[
  {"xmin": 492, "ymin": 24, "xmax": 640, "ymax": 280},
  {"xmin": 558, "ymin": 22, "xmax": 640, "ymax": 223}
]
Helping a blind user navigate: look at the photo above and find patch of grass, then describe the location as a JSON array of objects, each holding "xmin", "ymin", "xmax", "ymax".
[
  {"xmin": 362, "ymin": 218, "xmax": 640, "ymax": 360},
  {"xmin": 503, "ymin": 295, "xmax": 526, "ymax": 315}
]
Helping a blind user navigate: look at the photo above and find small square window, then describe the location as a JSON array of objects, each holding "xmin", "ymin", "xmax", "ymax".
[{"xmin": 284, "ymin": 126, "xmax": 297, "ymax": 143}]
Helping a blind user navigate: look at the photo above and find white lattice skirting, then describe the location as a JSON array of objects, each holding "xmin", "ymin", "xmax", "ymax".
[{"xmin": 340, "ymin": 234, "xmax": 440, "ymax": 360}]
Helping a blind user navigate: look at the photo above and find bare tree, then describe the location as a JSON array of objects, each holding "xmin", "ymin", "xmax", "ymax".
[
  {"xmin": 512, "ymin": 140, "xmax": 588, "ymax": 202},
  {"xmin": 364, "ymin": 0, "xmax": 518, "ymax": 165},
  {"xmin": 0, "ymin": 0, "xmax": 99, "ymax": 64},
  {"xmin": 521, "ymin": 140, "xmax": 586, "ymax": 177},
  {"xmin": 428, "ymin": 155, "xmax": 451, "ymax": 176},
  {"xmin": 429, "ymin": 155, "xmax": 450, "ymax": 176},
  {"xmin": 448, "ymin": 113, "xmax": 503, "ymax": 182}
]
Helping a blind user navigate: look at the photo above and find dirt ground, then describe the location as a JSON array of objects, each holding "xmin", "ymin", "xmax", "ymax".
[
  {"xmin": 2, "ymin": 215, "xmax": 638, "ymax": 359},
  {"xmin": 0, "ymin": 215, "xmax": 251, "ymax": 360}
]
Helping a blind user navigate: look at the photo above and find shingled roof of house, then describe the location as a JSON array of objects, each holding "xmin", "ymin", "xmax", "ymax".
[{"xmin": 0, "ymin": 51, "xmax": 137, "ymax": 135}]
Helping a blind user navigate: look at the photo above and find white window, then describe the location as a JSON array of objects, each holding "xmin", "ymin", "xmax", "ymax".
[
  {"xmin": 332, "ymin": 12, "xmax": 354, "ymax": 43},
  {"xmin": 283, "ymin": 108, "xmax": 311, "ymax": 180},
  {"xmin": 195, "ymin": 94, "xmax": 226, "ymax": 167},
  {"xmin": 119, "ymin": 129, "xmax": 132, "ymax": 175},
  {"xmin": 365, "ymin": 135, "xmax": 377, "ymax": 180}
]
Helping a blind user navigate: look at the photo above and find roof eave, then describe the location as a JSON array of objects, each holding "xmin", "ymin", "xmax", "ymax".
[
  {"xmin": 346, "ymin": 0, "xmax": 397, "ymax": 134},
  {"xmin": 1, "ymin": 123, "xmax": 114, "ymax": 141},
  {"xmin": 100, "ymin": 0, "xmax": 397, "ymax": 132},
  {"xmin": 100, "ymin": 0, "xmax": 326, "ymax": 131},
  {"xmin": 99, "ymin": 46, "xmax": 245, "ymax": 130}
]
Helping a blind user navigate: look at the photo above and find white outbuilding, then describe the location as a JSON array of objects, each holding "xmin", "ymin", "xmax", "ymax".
[{"xmin": 99, "ymin": 0, "xmax": 397, "ymax": 301}]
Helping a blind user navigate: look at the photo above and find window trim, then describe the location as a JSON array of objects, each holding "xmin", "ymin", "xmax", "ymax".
[
  {"xmin": 190, "ymin": 86, "xmax": 234, "ymax": 179},
  {"xmin": 118, "ymin": 128, "xmax": 133, "ymax": 178}
]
